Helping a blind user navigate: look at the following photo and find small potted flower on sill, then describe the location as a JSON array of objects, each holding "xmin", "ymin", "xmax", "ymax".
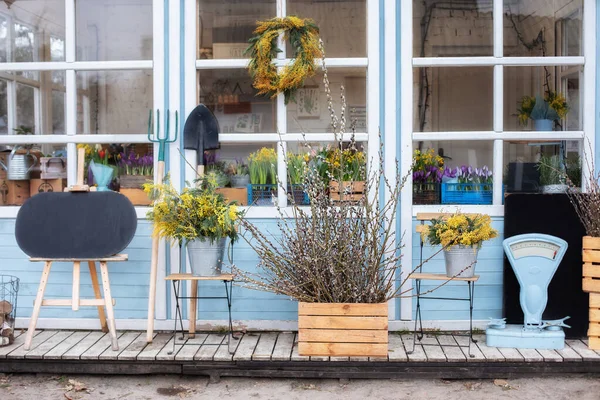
[
  {"xmin": 118, "ymin": 149, "xmax": 153, "ymax": 205},
  {"xmin": 248, "ymin": 147, "xmax": 277, "ymax": 206},
  {"xmin": 326, "ymin": 145, "xmax": 366, "ymax": 203},
  {"xmin": 517, "ymin": 90, "xmax": 568, "ymax": 131},
  {"xmin": 422, "ymin": 213, "xmax": 498, "ymax": 278},
  {"xmin": 412, "ymin": 148, "xmax": 445, "ymax": 205},
  {"xmin": 144, "ymin": 175, "xmax": 243, "ymax": 276},
  {"xmin": 228, "ymin": 159, "xmax": 250, "ymax": 188},
  {"xmin": 287, "ymin": 152, "xmax": 309, "ymax": 205},
  {"xmin": 119, "ymin": 150, "xmax": 153, "ymax": 189},
  {"xmin": 77, "ymin": 144, "xmax": 117, "ymax": 191},
  {"xmin": 537, "ymin": 154, "xmax": 568, "ymax": 194}
]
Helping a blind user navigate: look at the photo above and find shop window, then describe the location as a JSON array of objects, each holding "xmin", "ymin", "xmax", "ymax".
[
  {"xmin": 287, "ymin": 0, "xmax": 367, "ymax": 58},
  {"xmin": 197, "ymin": 0, "xmax": 276, "ymax": 60},
  {"xmin": 76, "ymin": 70, "xmax": 153, "ymax": 135},
  {"xmin": 197, "ymin": 69, "xmax": 276, "ymax": 133},
  {"xmin": 76, "ymin": 0, "xmax": 153, "ymax": 61}
]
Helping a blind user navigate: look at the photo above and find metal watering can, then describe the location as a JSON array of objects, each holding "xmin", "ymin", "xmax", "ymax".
[{"xmin": 0, "ymin": 146, "xmax": 38, "ymax": 180}]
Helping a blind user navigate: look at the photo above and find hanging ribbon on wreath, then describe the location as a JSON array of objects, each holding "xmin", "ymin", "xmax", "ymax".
[{"xmin": 245, "ymin": 16, "xmax": 322, "ymax": 104}]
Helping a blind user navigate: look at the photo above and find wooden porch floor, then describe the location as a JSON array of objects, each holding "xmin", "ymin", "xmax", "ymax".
[{"xmin": 2, "ymin": 330, "xmax": 600, "ymax": 379}]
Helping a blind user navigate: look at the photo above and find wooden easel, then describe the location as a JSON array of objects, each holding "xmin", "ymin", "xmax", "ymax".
[{"xmin": 23, "ymin": 149, "xmax": 126, "ymax": 351}]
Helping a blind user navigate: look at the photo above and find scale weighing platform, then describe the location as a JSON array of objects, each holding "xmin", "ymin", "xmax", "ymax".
[{"xmin": 486, "ymin": 233, "xmax": 571, "ymax": 350}]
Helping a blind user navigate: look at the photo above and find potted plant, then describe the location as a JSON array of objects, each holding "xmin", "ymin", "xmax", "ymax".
[
  {"xmin": 286, "ymin": 152, "xmax": 309, "ymax": 205},
  {"xmin": 144, "ymin": 175, "xmax": 243, "ymax": 276},
  {"xmin": 422, "ymin": 213, "xmax": 498, "ymax": 278},
  {"xmin": 412, "ymin": 148, "xmax": 445, "ymax": 204},
  {"xmin": 442, "ymin": 165, "xmax": 493, "ymax": 205},
  {"xmin": 234, "ymin": 49, "xmax": 450, "ymax": 357},
  {"xmin": 78, "ymin": 144, "xmax": 117, "ymax": 191},
  {"xmin": 247, "ymin": 147, "xmax": 277, "ymax": 206},
  {"xmin": 537, "ymin": 154, "xmax": 568, "ymax": 193},
  {"xmin": 517, "ymin": 90, "xmax": 569, "ymax": 131},
  {"xmin": 228, "ymin": 159, "xmax": 250, "ymax": 188},
  {"xmin": 119, "ymin": 150, "xmax": 153, "ymax": 188}
]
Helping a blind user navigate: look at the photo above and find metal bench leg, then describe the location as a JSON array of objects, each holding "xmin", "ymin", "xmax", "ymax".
[
  {"xmin": 24, "ymin": 261, "xmax": 52, "ymax": 351},
  {"xmin": 224, "ymin": 280, "xmax": 235, "ymax": 353}
]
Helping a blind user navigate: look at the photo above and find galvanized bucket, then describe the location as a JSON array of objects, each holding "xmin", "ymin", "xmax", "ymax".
[
  {"xmin": 187, "ymin": 237, "xmax": 227, "ymax": 276},
  {"xmin": 443, "ymin": 245, "xmax": 479, "ymax": 278}
]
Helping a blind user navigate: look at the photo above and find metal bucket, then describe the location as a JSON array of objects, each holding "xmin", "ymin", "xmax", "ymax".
[
  {"xmin": 187, "ymin": 237, "xmax": 227, "ymax": 276},
  {"xmin": 443, "ymin": 245, "xmax": 479, "ymax": 278}
]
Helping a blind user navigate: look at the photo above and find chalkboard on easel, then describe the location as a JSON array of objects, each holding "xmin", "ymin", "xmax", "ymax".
[{"xmin": 15, "ymin": 191, "xmax": 137, "ymax": 259}]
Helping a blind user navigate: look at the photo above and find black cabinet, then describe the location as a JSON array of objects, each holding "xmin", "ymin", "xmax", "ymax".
[{"xmin": 504, "ymin": 193, "xmax": 588, "ymax": 338}]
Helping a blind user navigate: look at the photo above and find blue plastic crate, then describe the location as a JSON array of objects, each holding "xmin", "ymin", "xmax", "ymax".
[
  {"xmin": 247, "ymin": 184, "xmax": 310, "ymax": 206},
  {"xmin": 441, "ymin": 183, "xmax": 493, "ymax": 205}
]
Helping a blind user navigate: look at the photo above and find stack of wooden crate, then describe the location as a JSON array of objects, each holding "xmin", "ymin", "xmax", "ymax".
[{"xmin": 582, "ymin": 236, "xmax": 600, "ymax": 349}]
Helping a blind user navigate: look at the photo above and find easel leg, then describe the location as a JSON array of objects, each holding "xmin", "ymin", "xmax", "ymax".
[
  {"xmin": 100, "ymin": 261, "xmax": 119, "ymax": 351},
  {"xmin": 88, "ymin": 261, "xmax": 108, "ymax": 333},
  {"xmin": 189, "ymin": 281, "xmax": 197, "ymax": 339},
  {"xmin": 25, "ymin": 261, "xmax": 52, "ymax": 351},
  {"xmin": 72, "ymin": 261, "xmax": 80, "ymax": 311}
]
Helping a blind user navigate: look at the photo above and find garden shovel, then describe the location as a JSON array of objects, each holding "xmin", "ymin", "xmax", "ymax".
[{"xmin": 183, "ymin": 104, "xmax": 220, "ymax": 178}]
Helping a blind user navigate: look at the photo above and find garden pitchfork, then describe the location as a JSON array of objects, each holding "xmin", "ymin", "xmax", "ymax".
[{"xmin": 146, "ymin": 109, "xmax": 178, "ymax": 342}]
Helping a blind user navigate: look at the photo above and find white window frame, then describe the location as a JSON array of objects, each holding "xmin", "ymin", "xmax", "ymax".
[
  {"xmin": 397, "ymin": 0, "xmax": 596, "ymax": 320},
  {"xmin": 0, "ymin": 0, "xmax": 163, "ymax": 219},
  {"xmin": 184, "ymin": 0, "xmax": 380, "ymax": 218}
]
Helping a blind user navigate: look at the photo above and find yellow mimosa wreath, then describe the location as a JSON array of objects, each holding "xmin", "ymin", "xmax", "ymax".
[{"xmin": 245, "ymin": 16, "xmax": 322, "ymax": 104}]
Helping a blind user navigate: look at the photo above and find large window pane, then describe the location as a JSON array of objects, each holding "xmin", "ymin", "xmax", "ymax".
[
  {"xmin": 197, "ymin": 0, "xmax": 275, "ymax": 60},
  {"xmin": 287, "ymin": 0, "xmax": 366, "ymax": 58},
  {"xmin": 287, "ymin": 68, "xmax": 366, "ymax": 133},
  {"xmin": 0, "ymin": 80, "xmax": 7, "ymax": 134},
  {"xmin": 52, "ymin": 90, "xmax": 65, "ymax": 135},
  {"xmin": 413, "ymin": 0, "xmax": 493, "ymax": 58},
  {"xmin": 504, "ymin": 66, "xmax": 580, "ymax": 131},
  {"xmin": 414, "ymin": 67, "xmax": 493, "ymax": 132},
  {"xmin": 16, "ymin": 83, "xmax": 35, "ymax": 133},
  {"xmin": 1, "ymin": 0, "xmax": 65, "ymax": 63},
  {"xmin": 0, "ymin": 15, "xmax": 8, "ymax": 63},
  {"xmin": 197, "ymin": 69, "xmax": 276, "ymax": 133},
  {"xmin": 76, "ymin": 0, "xmax": 153, "ymax": 61},
  {"xmin": 77, "ymin": 70, "xmax": 152, "ymax": 134},
  {"xmin": 504, "ymin": 141, "xmax": 581, "ymax": 193},
  {"xmin": 504, "ymin": 0, "xmax": 582, "ymax": 57}
]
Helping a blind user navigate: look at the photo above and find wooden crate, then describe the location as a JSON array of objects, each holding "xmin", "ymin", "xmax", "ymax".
[
  {"xmin": 582, "ymin": 236, "xmax": 600, "ymax": 293},
  {"xmin": 329, "ymin": 181, "xmax": 365, "ymax": 202},
  {"xmin": 589, "ymin": 293, "xmax": 600, "ymax": 349},
  {"xmin": 216, "ymin": 187, "xmax": 248, "ymax": 206},
  {"xmin": 297, "ymin": 302, "xmax": 388, "ymax": 357},
  {"xmin": 0, "ymin": 179, "xmax": 29, "ymax": 205},
  {"xmin": 120, "ymin": 188, "xmax": 152, "ymax": 206}
]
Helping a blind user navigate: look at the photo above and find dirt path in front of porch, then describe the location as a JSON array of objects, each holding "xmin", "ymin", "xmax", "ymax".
[{"xmin": 1, "ymin": 373, "xmax": 599, "ymax": 399}]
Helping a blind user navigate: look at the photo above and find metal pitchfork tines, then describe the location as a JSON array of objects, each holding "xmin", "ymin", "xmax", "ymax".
[{"xmin": 147, "ymin": 109, "xmax": 179, "ymax": 163}]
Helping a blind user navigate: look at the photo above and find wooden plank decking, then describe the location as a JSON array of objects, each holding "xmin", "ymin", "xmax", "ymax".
[{"xmin": 2, "ymin": 330, "xmax": 600, "ymax": 379}]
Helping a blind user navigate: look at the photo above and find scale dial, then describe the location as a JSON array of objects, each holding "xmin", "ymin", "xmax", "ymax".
[{"xmin": 509, "ymin": 240, "xmax": 561, "ymax": 260}]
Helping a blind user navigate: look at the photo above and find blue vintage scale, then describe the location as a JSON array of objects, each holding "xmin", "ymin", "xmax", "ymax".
[{"xmin": 486, "ymin": 233, "xmax": 571, "ymax": 350}]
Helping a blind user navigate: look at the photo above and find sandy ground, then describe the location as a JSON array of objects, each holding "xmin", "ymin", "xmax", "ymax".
[{"xmin": 1, "ymin": 374, "xmax": 600, "ymax": 400}]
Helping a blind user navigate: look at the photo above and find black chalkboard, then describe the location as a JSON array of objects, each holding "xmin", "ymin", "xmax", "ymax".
[
  {"xmin": 504, "ymin": 193, "xmax": 587, "ymax": 338},
  {"xmin": 15, "ymin": 192, "xmax": 137, "ymax": 259}
]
